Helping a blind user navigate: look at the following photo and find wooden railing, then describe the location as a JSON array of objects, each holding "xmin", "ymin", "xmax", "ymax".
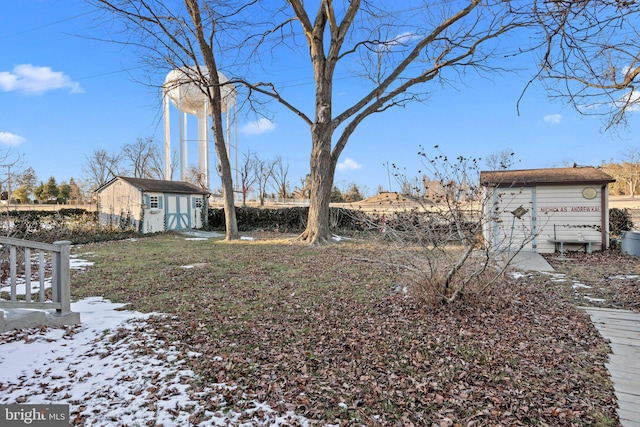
[{"xmin": 0, "ymin": 237, "xmax": 72, "ymax": 315}]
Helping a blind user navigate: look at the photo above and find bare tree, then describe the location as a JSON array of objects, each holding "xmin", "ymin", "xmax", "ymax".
[
  {"xmin": 484, "ymin": 150, "xmax": 517, "ymax": 171},
  {"xmin": 121, "ymin": 137, "xmax": 164, "ymax": 179},
  {"xmin": 13, "ymin": 166, "xmax": 38, "ymax": 202},
  {"xmin": 240, "ymin": 1, "xmax": 544, "ymax": 244},
  {"xmin": 69, "ymin": 178, "xmax": 82, "ymax": 204},
  {"xmin": 271, "ymin": 156, "xmax": 290, "ymax": 200},
  {"xmin": 90, "ymin": 0, "xmax": 240, "ymax": 240},
  {"xmin": 185, "ymin": 164, "xmax": 209, "ymax": 190},
  {"xmin": 535, "ymin": 1, "xmax": 640, "ymax": 128},
  {"xmin": 0, "ymin": 151, "xmax": 24, "ymax": 204},
  {"xmin": 620, "ymin": 147, "xmax": 640, "ymax": 198},
  {"xmin": 255, "ymin": 158, "xmax": 275, "ymax": 206},
  {"xmin": 292, "ymin": 174, "xmax": 311, "ymax": 200},
  {"xmin": 82, "ymin": 148, "xmax": 123, "ymax": 191},
  {"xmin": 239, "ymin": 149, "xmax": 258, "ymax": 206},
  {"xmin": 605, "ymin": 147, "xmax": 640, "ymax": 197}
]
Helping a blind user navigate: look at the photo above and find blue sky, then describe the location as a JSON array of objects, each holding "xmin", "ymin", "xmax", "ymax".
[{"xmin": 1, "ymin": 0, "xmax": 639, "ymax": 196}]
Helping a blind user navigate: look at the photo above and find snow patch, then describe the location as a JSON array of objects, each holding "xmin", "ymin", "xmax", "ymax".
[
  {"xmin": 0, "ymin": 297, "xmax": 311, "ymax": 426},
  {"xmin": 572, "ymin": 282, "xmax": 591, "ymax": 289},
  {"xmin": 583, "ymin": 296, "xmax": 606, "ymax": 302},
  {"xmin": 180, "ymin": 263, "xmax": 207, "ymax": 269}
]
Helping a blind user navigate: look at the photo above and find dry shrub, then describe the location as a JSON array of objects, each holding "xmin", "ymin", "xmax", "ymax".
[
  {"xmin": 387, "ymin": 244, "xmax": 506, "ymax": 305},
  {"xmin": 374, "ymin": 147, "xmax": 531, "ymax": 305}
]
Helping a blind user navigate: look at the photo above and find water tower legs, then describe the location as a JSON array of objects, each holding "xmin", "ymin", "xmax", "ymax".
[
  {"xmin": 163, "ymin": 95, "xmax": 171, "ymax": 180},
  {"xmin": 197, "ymin": 106, "xmax": 209, "ymax": 187}
]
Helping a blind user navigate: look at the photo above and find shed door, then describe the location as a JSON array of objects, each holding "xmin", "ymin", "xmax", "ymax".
[
  {"xmin": 165, "ymin": 194, "xmax": 191, "ymax": 230},
  {"xmin": 490, "ymin": 187, "xmax": 536, "ymax": 252}
]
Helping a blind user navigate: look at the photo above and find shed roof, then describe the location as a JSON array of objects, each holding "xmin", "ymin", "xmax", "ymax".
[
  {"xmin": 97, "ymin": 176, "xmax": 209, "ymax": 194},
  {"xmin": 480, "ymin": 167, "xmax": 615, "ymax": 187}
]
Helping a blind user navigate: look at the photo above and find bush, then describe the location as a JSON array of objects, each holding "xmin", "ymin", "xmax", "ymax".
[
  {"xmin": 610, "ymin": 208, "xmax": 634, "ymax": 238},
  {"xmin": 0, "ymin": 209, "xmax": 139, "ymax": 244},
  {"xmin": 207, "ymin": 206, "xmax": 369, "ymax": 233}
]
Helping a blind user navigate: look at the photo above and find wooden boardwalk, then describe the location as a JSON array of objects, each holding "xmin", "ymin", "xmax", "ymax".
[{"xmin": 581, "ymin": 307, "xmax": 640, "ymax": 427}]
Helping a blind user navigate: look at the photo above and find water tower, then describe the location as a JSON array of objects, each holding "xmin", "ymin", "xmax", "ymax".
[{"xmin": 163, "ymin": 67, "xmax": 237, "ymax": 188}]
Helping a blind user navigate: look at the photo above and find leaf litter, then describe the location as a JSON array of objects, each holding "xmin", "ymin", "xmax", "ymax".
[{"xmin": 2, "ymin": 234, "xmax": 630, "ymax": 425}]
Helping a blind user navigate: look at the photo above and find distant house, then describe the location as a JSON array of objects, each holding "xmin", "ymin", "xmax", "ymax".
[
  {"xmin": 96, "ymin": 176, "xmax": 209, "ymax": 233},
  {"xmin": 480, "ymin": 167, "xmax": 615, "ymax": 254}
]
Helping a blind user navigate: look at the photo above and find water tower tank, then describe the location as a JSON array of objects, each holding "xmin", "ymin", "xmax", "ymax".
[{"xmin": 164, "ymin": 67, "xmax": 236, "ymax": 115}]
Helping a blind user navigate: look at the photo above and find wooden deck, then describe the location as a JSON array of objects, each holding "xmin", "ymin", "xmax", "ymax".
[{"xmin": 581, "ymin": 307, "xmax": 640, "ymax": 427}]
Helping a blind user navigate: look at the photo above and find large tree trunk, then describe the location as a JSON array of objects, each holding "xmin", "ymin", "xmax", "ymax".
[
  {"xmin": 299, "ymin": 115, "xmax": 338, "ymax": 244},
  {"xmin": 300, "ymin": 141, "xmax": 335, "ymax": 244},
  {"xmin": 216, "ymin": 142, "xmax": 239, "ymax": 240},
  {"xmin": 211, "ymin": 107, "xmax": 239, "ymax": 240},
  {"xmin": 299, "ymin": 28, "xmax": 337, "ymax": 245}
]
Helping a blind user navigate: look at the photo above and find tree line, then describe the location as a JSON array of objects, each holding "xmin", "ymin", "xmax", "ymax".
[
  {"xmin": 601, "ymin": 147, "xmax": 640, "ymax": 197},
  {"xmin": 6, "ymin": 170, "xmax": 82, "ymax": 204},
  {"xmin": 0, "ymin": 137, "xmax": 370, "ymax": 206}
]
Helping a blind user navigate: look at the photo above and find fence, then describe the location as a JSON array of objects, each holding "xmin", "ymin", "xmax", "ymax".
[
  {"xmin": 0, "ymin": 202, "xmax": 96, "ymax": 212},
  {"xmin": 208, "ymin": 196, "xmax": 311, "ymax": 208},
  {"xmin": 0, "ymin": 237, "xmax": 74, "ymax": 317}
]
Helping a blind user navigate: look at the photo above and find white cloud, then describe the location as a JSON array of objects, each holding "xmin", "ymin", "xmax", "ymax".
[
  {"xmin": 543, "ymin": 113, "xmax": 562, "ymax": 124},
  {"xmin": 392, "ymin": 31, "xmax": 417, "ymax": 45},
  {"xmin": 0, "ymin": 64, "xmax": 82, "ymax": 95},
  {"xmin": 377, "ymin": 31, "xmax": 417, "ymax": 52},
  {"xmin": 0, "ymin": 132, "xmax": 26, "ymax": 146},
  {"xmin": 616, "ymin": 89, "xmax": 640, "ymax": 112},
  {"xmin": 240, "ymin": 118, "xmax": 275, "ymax": 135},
  {"xmin": 337, "ymin": 157, "xmax": 362, "ymax": 171}
]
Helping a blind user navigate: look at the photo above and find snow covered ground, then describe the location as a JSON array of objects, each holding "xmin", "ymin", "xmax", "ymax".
[
  {"xmin": 0, "ymin": 296, "xmax": 311, "ymax": 426},
  {"xmin": 0, "ymin": 237, "xmax": 310, "ymax": 426}
]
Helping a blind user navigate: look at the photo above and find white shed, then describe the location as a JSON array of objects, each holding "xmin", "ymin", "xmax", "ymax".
[
  {"xmin": 96, "ymin": 176, "xmax": 209, "ymax": 233},
  {"xmin": 480, "ymin": 167, "xmax": 615, "ymax": 254}
]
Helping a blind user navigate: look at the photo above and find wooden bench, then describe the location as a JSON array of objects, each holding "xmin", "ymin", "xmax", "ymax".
[{"xmin": 547, "ymin": 239, "xmax": 598, "ymax": 255}]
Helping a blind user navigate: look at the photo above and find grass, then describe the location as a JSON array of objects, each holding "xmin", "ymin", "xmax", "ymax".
[{"xmin": 68, "ymin": 232, "xmax": 621, "ymax": 425}]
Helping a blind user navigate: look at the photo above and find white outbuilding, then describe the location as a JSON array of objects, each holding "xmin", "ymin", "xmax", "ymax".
[
  {"xmin": 480, "ymin": 167, "xmax": 615, "ymax": 254},
  {"xmin": 96, "ymin": 176, "xmax": 209, "ymax": 233}
]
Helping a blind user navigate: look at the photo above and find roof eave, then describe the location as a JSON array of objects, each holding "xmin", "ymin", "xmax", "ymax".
[{"xmin": 482, "ymin": 178, "xmax": 616, "ymax": 187}]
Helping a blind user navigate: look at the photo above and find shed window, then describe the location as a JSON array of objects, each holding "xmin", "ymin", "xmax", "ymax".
[
  {"xmin": 194, "ymin": 198, "xmax": 202, "ymax": 208},
  {"xmin": 150, "ymin": 196, "xmax": 159, "ymax": 209}
]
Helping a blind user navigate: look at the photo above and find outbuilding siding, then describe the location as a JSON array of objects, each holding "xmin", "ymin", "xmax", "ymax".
[
  {"xmin": 486, "ymin": 186, "xmax": 535, "ymax": 252},
  {"xmin": 97, "ymin": 179, "xmax": 144, "ymax": 231},
  {"xmin": 481, "ymin": 167, "xmax": 614, "ymax": 254},
  {"xmin": 96, "ymin": 176, "xmax": 209, "ymax": 233},
  {"xmin": 535, "ymin": 185, "xmax": 605, "ymax": 253},
  {"xmin": 142, "ymin": 192, "xmax": 166, "ymax": 233}
]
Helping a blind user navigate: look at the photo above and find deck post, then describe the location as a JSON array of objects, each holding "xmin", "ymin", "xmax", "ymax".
[{"xmin": 52, "ymin": 241, "xmax": 72, "ymax": 315}]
